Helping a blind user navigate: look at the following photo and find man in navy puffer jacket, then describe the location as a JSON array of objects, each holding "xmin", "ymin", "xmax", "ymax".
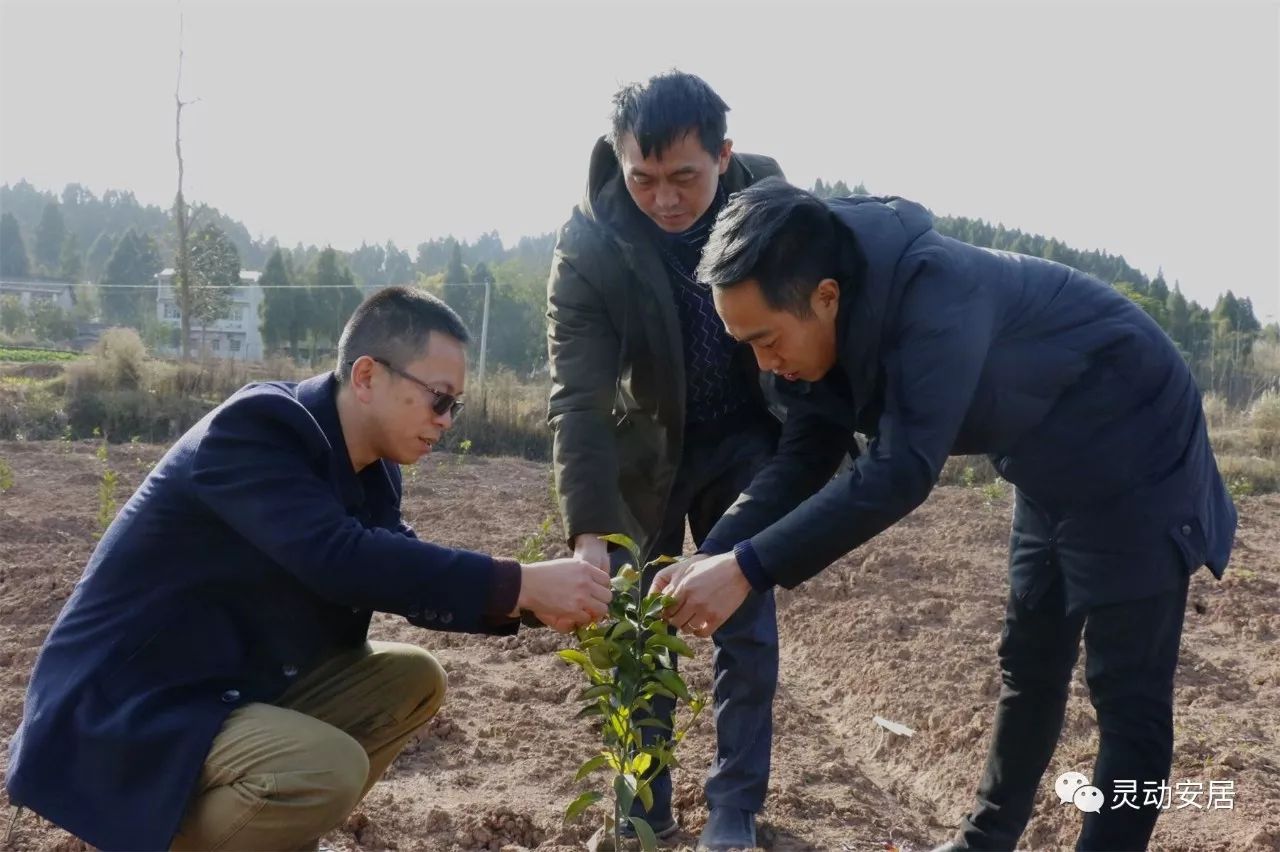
[{"xmin": 655, "ymin": 179, "xmax": 1235, "ymax": 852}]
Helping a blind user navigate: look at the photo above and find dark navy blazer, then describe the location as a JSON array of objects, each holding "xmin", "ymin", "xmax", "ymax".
[
  {"xmin": 6, "ymin": 373, "xmax": 517, "ymax": 850},
  {"xmin": 708, "ymin": 196, "xmax": 1236, "ymax": 612}
]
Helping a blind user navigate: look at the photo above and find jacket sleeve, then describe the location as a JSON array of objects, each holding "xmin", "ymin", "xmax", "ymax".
[
  {"xmin": 735, "ymin": 246, "xmax": 995, "ymax": 590},
  {"xmin": 188, "ymin": 394, "xmax": 516, "ymax": 635},
  {"xmin": 546, "ymin": 230, "xmax": 628, "ymax": 543}
]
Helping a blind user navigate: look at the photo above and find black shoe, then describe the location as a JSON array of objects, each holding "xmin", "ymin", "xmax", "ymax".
[{"xmin": 697, "ymin": 807, "xmax": 756, "ymax": 851}]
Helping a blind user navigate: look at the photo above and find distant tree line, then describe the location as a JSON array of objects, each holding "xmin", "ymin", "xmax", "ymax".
[
  {"xmin": 814, "ymin": 179, "xmax": 1278, "ymax": 401},
  {"xmin": 2, "ymin": 179, "xmax": 1274, "ymax": 401}
]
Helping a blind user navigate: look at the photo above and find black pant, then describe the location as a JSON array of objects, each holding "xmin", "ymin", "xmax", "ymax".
[
  {"xmin": 955, "ymin": 571, "xmax": 1190, "ymax": 852},
  {"xmin": 619, "ymin": 414, "xmax": 778, "ymax": 820}
]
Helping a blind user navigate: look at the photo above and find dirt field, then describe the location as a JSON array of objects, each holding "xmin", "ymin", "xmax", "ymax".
[{"xmin": 1, "ymin": 439, "xmax": 1277, "ymax": 851}]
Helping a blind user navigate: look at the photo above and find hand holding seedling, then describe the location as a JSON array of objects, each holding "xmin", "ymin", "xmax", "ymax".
[
  {"xmin": 518, "ymin": 557, "xmax": 612, "ymax": 630},
  {"xmin": 646, "ymin": 552, "xmax": 710, "ymax": 592},
  {"xmin": 653, "ymin": 551, "xmax": 750, "ymax": 638}
]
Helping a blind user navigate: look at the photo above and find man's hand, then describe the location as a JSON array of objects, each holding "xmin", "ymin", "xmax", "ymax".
[
  {"xmin": 650, "ymin": 552, "xmax": 712, "ymax": 595},
  {"xmin": 518, "ymin": 556, "xmax": 612, "ymax": 631},
  {"xmin": 573, "ymin": 533, "xmax": 610, "ymax": 573},
  {"xmin": 661, "ymin": 551, "xmax": 751, "ymax": 638},
  {"xmin": 537, "ymin": 613, "xmax": 581, "ymax": 633}
]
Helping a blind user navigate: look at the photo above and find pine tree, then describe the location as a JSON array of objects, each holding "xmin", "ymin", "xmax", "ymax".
[
  {"xmin": 445, "ymin": 241, "xmax": 468, "ymax": 284},
  {"xmin": 34, "ymin": 200, "xmax": 68, "ymax": 274},
  {"xmin": 0, "ymin": 213, "xmax": 31, "ymax": 277},
  {"xmin": 99, "ymin": 229, "xmax": 161, "ymax": 326},
  {"xmin": 59, "ymin": 233, "xmax": 84, "ymax": 283}
]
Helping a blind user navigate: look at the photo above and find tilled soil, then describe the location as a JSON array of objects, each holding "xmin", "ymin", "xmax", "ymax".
[{"xmin": 1, "ymin": 440, "xmax": 1276, "ymax": 851}]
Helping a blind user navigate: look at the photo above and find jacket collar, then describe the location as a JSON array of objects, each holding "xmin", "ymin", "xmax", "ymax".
[
  {"xmin": 297, "ymin": 372, "xmax": 368, "ymax": 512},
  {"xmin": 826, "ymin": 196, "xmax": 934, "ymax": 413}
]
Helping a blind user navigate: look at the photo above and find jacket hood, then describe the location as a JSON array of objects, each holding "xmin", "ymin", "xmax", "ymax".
[{"xmin": 826, "ymin": 196, "xmax": 935, "ymax": 403}]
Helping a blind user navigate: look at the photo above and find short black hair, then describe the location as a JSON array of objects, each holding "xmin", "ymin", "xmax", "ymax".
[
  {"xmin": 609, "ymin": 69, "xmax": 729, "ymax": 160},
  {"xmin": 696, "ymin": 178, "xmax": 859, "ymax": 317},
  {"xmin": 335, "ymin": 286, "xmax": 470, "ymax": 382}
]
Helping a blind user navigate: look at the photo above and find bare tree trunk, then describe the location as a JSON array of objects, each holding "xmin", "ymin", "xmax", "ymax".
[{"xmin": 174, "ymin": 14, "xmax": 195, "ymax": 362}]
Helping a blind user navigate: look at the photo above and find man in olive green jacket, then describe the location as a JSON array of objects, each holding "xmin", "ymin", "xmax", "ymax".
[{"xmin": 546, "ymin": 71, "xmax": 786, "ymax": 851}]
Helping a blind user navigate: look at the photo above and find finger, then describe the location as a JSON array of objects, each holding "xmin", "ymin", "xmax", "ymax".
[
  {"xmin": 587, "ymin": 581, "xmax": 613, "ymax": 605},
  {"xmin": 663, "ymin": 593, "xmax": 692, "ymax": 625},
  {"xmin": 675, "ymin": 604, "xmax": 704, "ymax": 632},
  {"xmin": 651, "ymin": 566, "xmax": 675, "ymax": 592},
  {"xmin": 666, "ymin": 565, "xmax": 691, "ymax": 590}
]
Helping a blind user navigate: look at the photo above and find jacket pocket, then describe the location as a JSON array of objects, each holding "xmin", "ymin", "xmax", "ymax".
[
  {"xmin": 1167, "ymin": 516, "xmax": 1208, "ymax": 572},
  {"xmin": 97, "ymin": 599, "xmax": 248, "ymax": 707}
]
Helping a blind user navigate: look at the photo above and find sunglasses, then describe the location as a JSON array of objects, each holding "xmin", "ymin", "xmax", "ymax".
[{"xmin": 350, "ymin": 358, "xmax": 464, "ymax": 419}]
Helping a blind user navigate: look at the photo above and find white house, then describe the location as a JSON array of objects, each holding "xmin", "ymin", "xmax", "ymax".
[
  {"xmin": 0, "ymin": 277, "xmax": 76, "ymax": 312},
  {"xmin": 154, "ymin": 269, "xmax": 264, "ymax": 361}
]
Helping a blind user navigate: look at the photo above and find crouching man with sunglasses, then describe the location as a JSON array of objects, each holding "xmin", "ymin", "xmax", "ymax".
[{"xmin": 5, "ymin": 286, "xmax": 612, "ymax": 851}]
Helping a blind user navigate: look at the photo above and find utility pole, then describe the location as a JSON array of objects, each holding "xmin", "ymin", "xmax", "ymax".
[{"xmin": 477, "ymin": 275, "xmax": 491, "ymax": 410}]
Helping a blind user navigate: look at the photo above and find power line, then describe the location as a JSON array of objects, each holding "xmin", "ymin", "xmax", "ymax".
[
  {"xmin": 68, "ymin": 281, "xmax": 499, "ymax": 289},
  {"xmin": 66, "ymin": 284, "xmax": 392, "ymax": 289}
]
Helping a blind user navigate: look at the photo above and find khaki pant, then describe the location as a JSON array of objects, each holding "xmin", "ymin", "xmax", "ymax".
[{"xmin": 171, "ymin": 641, "xmax": 445, "ymax": 851}]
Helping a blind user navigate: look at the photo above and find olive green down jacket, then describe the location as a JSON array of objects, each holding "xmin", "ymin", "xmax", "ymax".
[{"xmin": 546, "ymin": 136, "xmax": 784, "ymax": 557}]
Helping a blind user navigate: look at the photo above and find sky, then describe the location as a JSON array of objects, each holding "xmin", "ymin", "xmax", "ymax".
[{"xmin": 1, "ymin": 0, "xmax": 1277, "ymax": 321}]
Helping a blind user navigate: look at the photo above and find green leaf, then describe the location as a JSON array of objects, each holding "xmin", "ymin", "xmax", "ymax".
[
  {"xmin": 635, "ymin": 777, "xmax": 654, "ymax": 813},
  {"xmin": 578, "ymin": 684, "xmax": 614, "ymax": 701},
  {"xmin": 564, "ymin": 790, "xmax": 603, "ymax": 823},
  {"xmin": 600, "ymin": 533, "xmax": 641, "ymax": 562},
  {"xmin": 631, "ymin": 752, "xmax": 653, "ymax": 775},
  {"xmin": 576, "ymin": 704, "xmax": 605, "ymax": 719},
  {"xmin": 643, "ymin": 684, "xmax": 678, "ymax": 701},
  {"xmin": 646, "ymin": 632, "xmax": 694, "ymax": 657},
  {"xmin": 628, "ymin": 816, "xmax": 659, "ymax": 852},
  {"xmin": 588, "ymin": 644, "xmax": 615, "ymax": 669},
  {"xmin": 557, "ymin": 648, "xmax": 594, "ymax": 668},
  {"xmin": 608, "ymin": 712, "xmax": 628, "ymax": 741},
  {"xmin": 614, "ymin": 773, "xmax": 636, "ymax": 817},
  {"xmin": 574, "ymin": 753, "xmax": 610, "ymax": 782},
  {"xmin": 644, "ymin": 554, "xmax": 679, "ymax": 570},
  {"xmin": 635, "ymin": 717, "xmax": 671, "ymax": 731},
  {"xmin": 654, "ymin": 669, "xmax": 692, "ymax": 701},
  {"xmin": 609, "ymin": 621, "xmax": 638, "ymax": 641}
]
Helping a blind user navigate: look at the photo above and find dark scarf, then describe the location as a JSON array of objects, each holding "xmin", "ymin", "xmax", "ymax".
[
  {"xmin": 654, "ymin": 182, "xmax": 728, "ymax": 282},
  {"xmin": 650, "ymin": 183, "xmax": 749, "ymax": 425}
]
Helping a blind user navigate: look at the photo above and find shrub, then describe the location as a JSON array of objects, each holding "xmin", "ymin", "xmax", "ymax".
[
  {"xmin": 91, "ymin": 328, "xmax": 147, "ymax": 391},
  {"xmin": 1217, "ymin": 455, "xmax": 1280, "ymax": 496},
  {"xmin": 1248, "ymin": 391, "xmax": 1280, "ymax": 453}
]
